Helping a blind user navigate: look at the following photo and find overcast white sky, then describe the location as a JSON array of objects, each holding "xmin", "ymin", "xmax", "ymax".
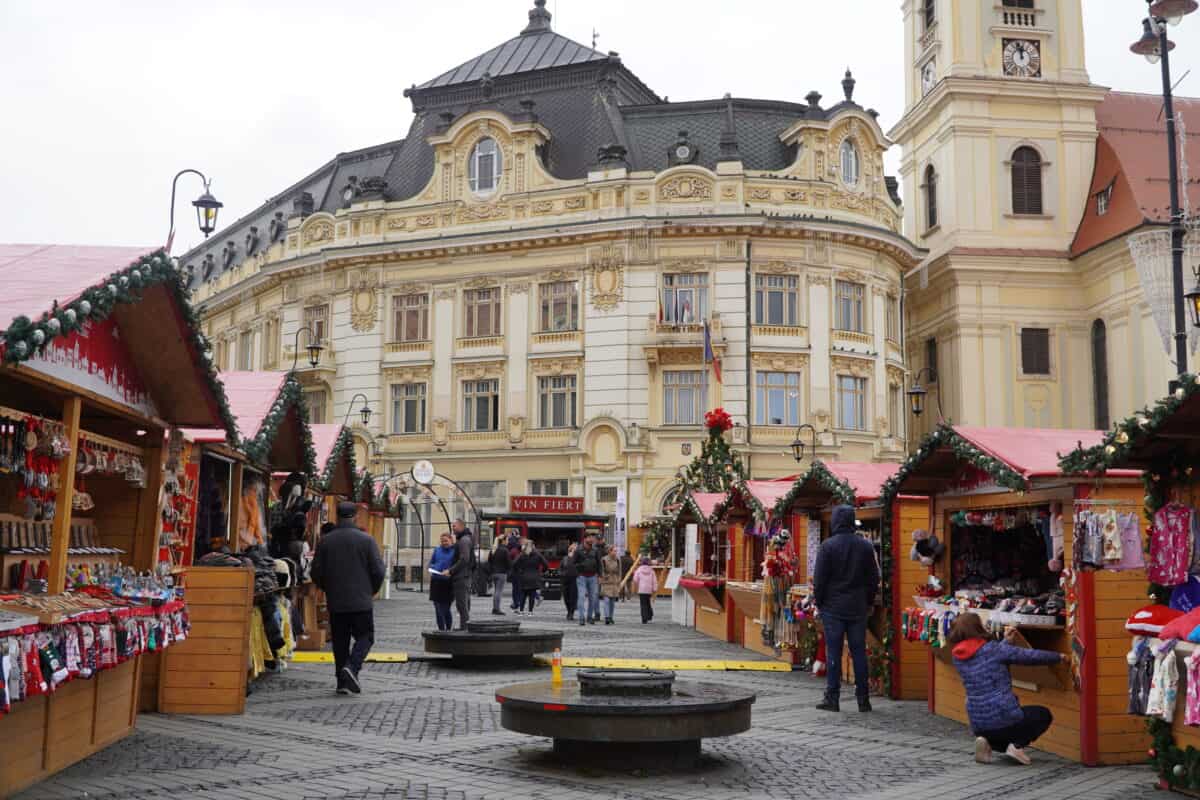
[{"xmin": 0, "ymin": 0, "xmax": 1196, "ymax": 255}]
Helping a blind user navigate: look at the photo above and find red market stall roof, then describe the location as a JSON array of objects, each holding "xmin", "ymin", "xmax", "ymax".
[
  {"xmin": 0, "ymin": 244, "xmax": 237, "ymax": 437},
  {"xmin": 179, "ymin": 372, "xmax": 315, "ymax": 474},
  {"xmin": 742, "ymin": 478, "xmax": 797, "ymax": 511},
  {"xmin": 310, "ymin": 423, "xmax": 357, "ymax": 495},
  {"xmin": 772, "ymin": 460, "xmax": 902, "ymax": 515},
  {"xmin": 882, "ymin": 424, "xmax": 1138, "ymax": 500},
  {"xmin": 692, "ymin": 492, "xmax": 727, "ymax": 520}
]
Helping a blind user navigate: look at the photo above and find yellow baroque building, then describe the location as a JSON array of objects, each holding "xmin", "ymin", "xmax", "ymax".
[
  {"xmin": 892, "ymin": 0, "xmax": 1199, "ymax": 438},
  {"xmin": 184, "ymin": 1, "xmax": 923, "ymax": 552}
]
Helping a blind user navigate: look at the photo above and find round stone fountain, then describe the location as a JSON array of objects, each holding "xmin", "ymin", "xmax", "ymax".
[
  {"xmin": 495, "ymin": 668, "xmax": 756, "ymax": 768},
  {"xmin": 422, "ymin": 619, "xmax": 562, "ymax": 664}
]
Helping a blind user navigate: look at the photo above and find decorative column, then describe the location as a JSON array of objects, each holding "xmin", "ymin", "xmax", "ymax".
[
  {"xmin": 431, "ymin": 286, "xmax": 456, "ymax": 443},
  {"xmin": 807, "ymin": 271, "xmax": 832, "ymax": 434},
  {"xmin": 507, "ymin": 282, "xmax": 531, "ymax": 436}
]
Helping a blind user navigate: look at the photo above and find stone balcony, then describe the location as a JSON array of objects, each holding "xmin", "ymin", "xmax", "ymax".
[{"xmin": 644, "ymin": 313, "xmax": 724, "ymax": 367}]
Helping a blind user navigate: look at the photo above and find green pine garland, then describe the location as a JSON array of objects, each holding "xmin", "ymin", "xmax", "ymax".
[
  {"xmin": 1, "ymin": 248, "xmax": 239, "ymax": 447},
  {"xmin": 771, "ymin": 460, "xmax": 856, "ymax": 520},
  {"xmin": 681, "ymin": 424, "xmax": 748, "ymax": 494},
  {"xmin": 314, "ymin": 425, "xmax": 358, "ymax": 493},
  {"xmin": 636, "ymin": 517, "xmax": 673, "ymax": 558},
  {"xmin": 239, "ymin": 375, "xmax": 318, "ymax": 475}
]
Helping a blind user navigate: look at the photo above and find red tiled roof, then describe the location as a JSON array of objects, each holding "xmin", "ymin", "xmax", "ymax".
[
  {"xmin": 1072, "ymin": 91, "xmax": 1200, "ymax": 256},
  {"xmin": 820, "ymin": 461, "xmax": 901, "ymax": 502},
  {"xmin": 954, "ymin": 425, "xmax": 1139, "ymax": 479},
  {"xmin": 0, "ymin": 244, "xmax": 154, "ymax": 331}
]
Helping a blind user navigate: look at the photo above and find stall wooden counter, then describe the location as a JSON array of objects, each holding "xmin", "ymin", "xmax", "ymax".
[
  {"xmin": 882, "ymin": 424, "xmax": 1145, "ymax": 766},
  {"xmin": 0, "ymin": 245, "xmax": 239, "ymax": 795}
]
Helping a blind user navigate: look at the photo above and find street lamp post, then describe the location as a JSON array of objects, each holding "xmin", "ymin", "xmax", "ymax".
[
  {"xmin": 906, "ymin": 366, "xmax": 944, "ymax": 421},
  {"xmin": 790, "ymin": 423, "xmax": 818, "ymax": 465},
  {"xmin": 166, "ymin": 169, "xmax": 223, "ymax": 253},
  {"xmin": 342, "ymin": 393, "xmax": 373, "ymax": 429},
  {"xmin": 1130, "ymin": 0, "xmax": 1197, "ymax": 380},
  {"xmin": 288, "ymin": 325, "xmax": 324, "ymax": 373}
]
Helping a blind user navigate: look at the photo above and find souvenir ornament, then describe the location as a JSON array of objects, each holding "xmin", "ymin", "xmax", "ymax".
[{"xmin": 1116, "ymin": 430, "xmax": 1129, "ymax": 444}]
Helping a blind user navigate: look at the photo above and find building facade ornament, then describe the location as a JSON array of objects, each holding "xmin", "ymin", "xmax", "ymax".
[
  {"xmin": 382, "ymin": 364, "xmax": 433, "ymax": 382},
  {"xmin": 657, "ymin": 175, "xmax": 713, "ymax": 202},
  {"xmin": 350, "ymin": 274, "xmax": 379, "ymax": 333},
  {"xmin": 751, "ymin": 352, "xmax": 810, "ymax": 371},
  {"xmin": 831, "ymin": 354, "xmax": 875, "ymax": 378},
  {"xmin": 508, "ymin": 415, "xmax": 526, "ymax": 444},
  {"xmin": 454, "ymin": 359, "xmax": 506, "ymax": 379},
  {"xmin": 431, "ymin": 418, "xmax": 449, "ymax": 446},
  {"xmin": 302, "ymin": 220, "xmax": 334, "ymax": 245}
]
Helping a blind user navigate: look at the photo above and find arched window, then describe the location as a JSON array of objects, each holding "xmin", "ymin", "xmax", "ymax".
[
  {"xmin": 468, "ymin": 137, "xmax": 502, "ymax": 196},
  {"xmin": 1011, "ymin": 146, "xmax": 1043, "ymax": 215},
  {"xmin": 924, "ymin": 164, "xmax": 938, "ymax": 230},
  {"xmin": 1092, "ymin": 319, "xmax": 1109, "ymax": 430},
  {"xmin": 840, "ymin": 140, "xmax": 859, "ymax": 186}
]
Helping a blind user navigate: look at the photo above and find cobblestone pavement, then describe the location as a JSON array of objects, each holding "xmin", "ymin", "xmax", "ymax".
[{"xmin": 20, "ymin": 590, "xmax": 1163, "ymax": 800}]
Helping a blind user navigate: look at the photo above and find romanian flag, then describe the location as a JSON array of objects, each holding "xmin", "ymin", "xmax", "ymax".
[
  {"xmin": 657, "ymin": 294, "xmax": 665, "ymax": 324},
  {"xmin": 703, "ymin": 319, "xmax": 722, "ymax": 384}
]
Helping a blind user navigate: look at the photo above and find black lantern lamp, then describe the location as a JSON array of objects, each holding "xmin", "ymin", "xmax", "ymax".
[
  {"xmin": 1131, "ymin": 17, "xmax": 1174, "ymax": 62},
  {"xmin": 192, "ymin": 187, "xmax": 223, "ymax": 237},
  {"xmin": 906, "ymin": 366, "xmax": 942, "ymax": 420},
  {"xmin": 790, "ymin": 423, "xmax": 817, "ymax": 464},
  {"xmin": 1150, "ymin": 0, "xmax": 1198, "ymax": 25},
  {"xmin": 343, "ymin": 393, "xmax": 373, "ymax": 428},
  {"xmin": 1186, "ymin": 278, "xmax": 1200, "ymax": 328},
  {"xmin": 289, "ymin": 325, "xmax": 323, "ymax": 373}
]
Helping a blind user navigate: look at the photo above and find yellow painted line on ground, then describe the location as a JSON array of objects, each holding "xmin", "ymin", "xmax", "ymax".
[
  {"xmin": 290, "ymin": 652, "xmax": 409, "ymax": 664},
  {"xmin": 533, "ymin": 656, "xmax": 790, "ymax": 672}
]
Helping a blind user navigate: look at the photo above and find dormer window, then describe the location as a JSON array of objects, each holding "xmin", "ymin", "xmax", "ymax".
[
  {"xmin": 469, "ymin": 137, "xmax": 502, "ymax": 196},
  {"xmin": 840, "ymin": 140, "xmax": 860, "ymax": 186},
  {"xmin": 1096, "ymin": 183, "xmax": 1113, "ymax": 216}
]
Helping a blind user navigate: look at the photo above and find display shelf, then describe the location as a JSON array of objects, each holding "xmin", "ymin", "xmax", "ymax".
[{"xmin": 912, "ymin": 597, "xmax": 1064, "ymax": 630}]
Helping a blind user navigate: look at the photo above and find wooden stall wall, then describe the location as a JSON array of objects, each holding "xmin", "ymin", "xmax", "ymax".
[
  {"xmin": 930, "ymin": 489, "xmax": 1079, "ymax": 762},
  {"xmin": 895, "ymin": 497, "xmax": 932, "ymax": 700},
  {"xmin": 160, "ymin": 566, "xmax": 253, "ymax": 715}
]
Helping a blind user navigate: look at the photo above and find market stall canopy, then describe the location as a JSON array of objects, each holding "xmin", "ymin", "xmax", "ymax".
[
  {"xmin": 741, "ymin": 478, "xmax": 797, "ymax": 512},
  {"xmin": 773, "ymin": 460, "xmax": 901, "ymax": 514},
  {"xmin": 883, "ymin": 424, "xmax": 1139, "ymax": 502},
  {"xmin": 184, "ymin": 371, "xmax": 316, "ymax": 474},
  {"xmin": 310, "ymin": 423, "xmax": 357, "ymax": 495},
  {"xmin": 1059, "ymin": 374, "xmax": 1200, "ymax": 473},
  {"xmin": 0, "ymin": 244, "xmax": 237, "ymax": 437},
  {"xmin": 679, "ymin": 491, "xmax": 728, "ymax": 525}
]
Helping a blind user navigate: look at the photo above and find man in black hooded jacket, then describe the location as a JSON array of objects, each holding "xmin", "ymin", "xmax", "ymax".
[{"xmin": 812, "ymin": 504, "xmax": 880, "ymax": 712}]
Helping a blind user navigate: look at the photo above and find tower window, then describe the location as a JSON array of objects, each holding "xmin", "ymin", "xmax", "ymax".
[
  {"xmin": 1092, "ymin": 319, "xmax": 1109, "ymax": 430},
  {"xmin": 923, "ymin": 0, "xmax": 936, "ymax": 29},
  {"xmin": 1002, "ymin": 0, "xmax": 1034, "ymax": 7},
  {"xmin": 468, "ymin": 137, "xmax": 502, "ymax": 196},
  {"xmin": 1011, "ymin": 146, "xmax": 1043, "ymax": 215},
  {"xmin": 924, "ymin": 165, "xmax": 938, "ymax": 230},
  {"xmin": 840, "ymin": 140, "xmax": 860, "ymax": 186}
]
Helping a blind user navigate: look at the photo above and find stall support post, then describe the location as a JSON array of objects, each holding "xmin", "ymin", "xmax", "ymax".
[
  {"xmin": 228, "ymin": 462, "xmax": 245, "ymax": 541},
  {"xmin": 48, "ymin": 396, "xmax": 83, "ymax": 593},
  {"xmin": 132, "ymin": 442, "xmax": 166, "ymax": 571},
  {"xmin": 889, "ymin": 501, "xmax": 902, "ymax": 700},
  {"xmin": 1075, "ymin": 485, "xmax": 1100, "ymax": 765}
]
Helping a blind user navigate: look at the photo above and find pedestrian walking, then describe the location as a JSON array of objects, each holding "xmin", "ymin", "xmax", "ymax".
[
  {"xmin": 572, "ymin": 535, "xmax": 601, "ymax": 626},
  {"xmin": 599, "ymin": 548, "xmax": 622, "ymax": 624},
  {"xmin": 429, "ymin": 532, "xmax": 457, "ymax": 631},
  {"xmin": 949, "ymin": 613, "xmax": 1062, "ymax": 765},
  {"xmin": 487, "ymin": 536, "xmax": 510, "ymax": 615},
  {"xmin": 447, "ymin": 518, "xmax": 474, "ymax": 629},
  {"xmin": 811, "ymin": 504, "xmax": 880, "ymax": 713},
  {"xmin": 512, "ymin": 541, "xmax": 548, "ymax": 615},
  {"xmin": 631, "ymin": 557, "xmax": 657, "ymax": 623},
  {"xmin": 507, "ymin": 533, "xmax": 522, "ymax": 610},
  {"xmin": 618, "ymin": 549, "xmax": 634, "ymax": 600},
  {"xmin": 310, "ymin": 501, "xmax": 385, "ymax": 696},
  {"xmin": 560, "ymin": 542, "xmax": 579, "ymax": 621}
]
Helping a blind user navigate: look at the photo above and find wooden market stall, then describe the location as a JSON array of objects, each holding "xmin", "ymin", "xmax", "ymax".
[
  {"xmin": 1058, "ymin": 375, "xmax": 1200, "ymax": 789},
  {"xmin": 883, "ymin": 424, "xmax": 1145, "ymax": 766},
  {"xmin": 772, "ymin": 461, "xmax": 925, "ymax": 699},
  {"xmin": 160, "ymin": 371, "xmax": 317, "ymax": 716},
  {"xmin": 676, "ymin": 490, "xmax": 730, "ymax": 642},
  {"xmin": 0, "ymin": 244, "xmax": 238, "ymax": 796}
]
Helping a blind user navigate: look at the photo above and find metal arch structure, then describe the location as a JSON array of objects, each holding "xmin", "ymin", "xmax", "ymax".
[{"xmin": 374, "ymin": 469, "xmax": 484, "ymax": 591}]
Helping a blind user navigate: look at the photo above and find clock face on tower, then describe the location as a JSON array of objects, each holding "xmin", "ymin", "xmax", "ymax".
[
  {"xmin": 1002, "ymin": 39, "xmax": 1041, "ymax": 78},
  {"xmin": 921, "ymin": 60, "xmax": 936, "ymax": 95}
]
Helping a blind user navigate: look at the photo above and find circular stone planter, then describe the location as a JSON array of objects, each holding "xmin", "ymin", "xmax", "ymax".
[
  {"xmin": 422, "ymin": 619, "xmax": 562, "ymax": 663},
  {"xmin": 495, "ymin": 668, "xmax": 755, "ymax": 768}
]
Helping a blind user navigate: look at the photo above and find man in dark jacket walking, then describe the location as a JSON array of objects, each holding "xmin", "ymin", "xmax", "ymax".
[
  {"xmin": 812, "ymin": 504, "xmax": 880, "ymax": 712},
  {"xmin": 448, "ymin": 518, "xmax": 474, "ymax": 628},
  {"xmin": 311, "ymin": 502, "xmax": 385, "ymax": 695},
  {"xmin": 571, "ymin": 535, "xmax": 601, "ymax": 625},
  {"xmin": 487, "ymin": 537, "xmax": 510, "ymax": 615}
]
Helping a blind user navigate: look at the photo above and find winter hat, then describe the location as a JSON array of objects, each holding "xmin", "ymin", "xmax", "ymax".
[{"xmin": 1126, "ymin": 604, "xmax": 1184, "ymax": 636}]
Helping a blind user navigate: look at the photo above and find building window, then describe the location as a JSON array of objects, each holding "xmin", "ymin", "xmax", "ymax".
[
  {"xmin": 261, "ymin": 318, "xmax": 279, "ymax": 369},
  {"xmin": 537, "ymin": 375, "xmax": 577, "ymax": 429},
  {"xmin": 924, "ymin": 0, "xmax": 936, "ymax": 29},
  {"xmin": 889, "ymin": 384, "xmax": 902, "ymax": 439},
  {"xmin": 1020, "ymin": 327, "xmax": 1051, "ymax": 375},
  {"xmin": 216, "ymin": 339, "xmax": 229, "ymax": 371},
  {"xmin": 464, "ymin": 288, "xmax": 501, "ymax": 338},
  {"xmin": 1011, "ymin": 146, "xmax": 1043, "ymax": 215},
  {"xmin": 1096, "ymin": 183, "xmax": 1113, "ymax": 216},
  {"xmin": 835, "ymin": 280, "xmax": 866, "ymax": 332},
  {"xmin": 924, "ymin": 165, "xmax": 938, "ymax": 230},
  {"xmin": 663, "ymin": 370, "xmax": 706, "ymax": 425},
  {"xmin": 754, "ymin": 275, "xmax": 800, "ymax": 326},
  {"xmin": 662, "ymin": 273, "xmax": 708, "ymax": 324},
  {"xmin": 1002, "ymin": 0, "xmax": 1034, "ymax": 7},
  {"xmin": 391, "ymin": 383, "xmax": 427, "ymax": 435},
  {"xmin": 886, "ymin": 296, "xmax": 901, "ymax": 342},
  {"xmin": 529, "ymin": 479, "xmax": 569, "ymax": 496},
  {"xmin": 462, "ymin": 378, "xmax": 500, "ymax": 432},
  {"xmin": 925, "ymin": 337, "xmax": 938, "ymax": 382},
  {"xmin": 393, "ymin": 294, "xmax": 429, "ymax": 343},
  {"xmin": 468, "ymin": 137, "xmax": 502, "ymax": 196},
  {"xmin": 539, "ymin": 281, "xmax": 579, "ymax": 332},
  {"xmin": 837, "ymin": 375, "xmax": 867, "ymax": 431},
  {"xmin": 237, "ymin": 330, "xmax": 254, "ymax": 371},
  {"xmin": 1092, "ymin": 320, "xmax": 1109, "ymax": 430},
  {"xmin": 755, "ymin": 372, "xmax": 801, "ymax": 426},
  {"xmin": 303, "ymin": 303, "xmax": 329, "ymax": 344},
  {"xmin": 840, "ymin": 140, "xmax": 860, "ymax": 186},
  {"xmin": 595, "ymin": 486, "xmax": 619, "ymax": 504},
  {"xmin": 304, "ymin": 389, "xmax": 327, "ymax": 425}
]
